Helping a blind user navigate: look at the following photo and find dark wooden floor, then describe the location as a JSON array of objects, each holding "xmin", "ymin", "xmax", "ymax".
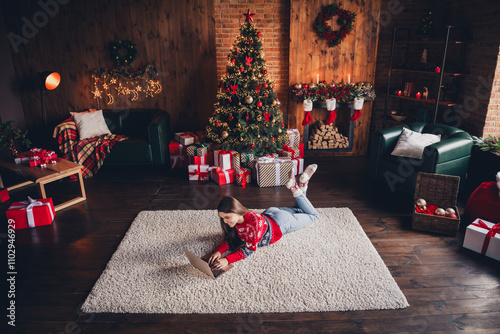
[{"xmin": 3, "ymin": 156, "xmax": 500, "ymax": 333}]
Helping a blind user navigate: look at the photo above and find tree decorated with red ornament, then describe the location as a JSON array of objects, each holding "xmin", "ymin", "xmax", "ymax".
[{"xmin": 206, "ymin": 10, "xmax": 288, "ymax": 155}]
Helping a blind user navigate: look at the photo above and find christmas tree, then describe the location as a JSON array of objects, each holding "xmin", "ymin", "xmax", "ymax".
[{"xmin": 206, "ymin": 10, "xmax": 288, "ymax": 155}]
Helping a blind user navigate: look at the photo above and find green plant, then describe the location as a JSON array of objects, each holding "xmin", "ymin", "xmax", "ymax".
[
  {"xmin": 472, "ymin": 135, "xmax": 500, "ymax": 156},
  {"xmin": 0, "ymin": 120, "xmax": 32, "ymax": 153}
]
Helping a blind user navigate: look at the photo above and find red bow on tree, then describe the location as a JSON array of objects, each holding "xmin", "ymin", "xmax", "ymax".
[
  {"xmin": 245, "ymin": 56, "xmax": 253, "ymax": 66},
  {"xmin": 230, "ymin": 85, "xmax": 238, "ymax": 94},
  {"xmin": 263, "ymin": 112, "xmax": 271, "ymax": 122}
]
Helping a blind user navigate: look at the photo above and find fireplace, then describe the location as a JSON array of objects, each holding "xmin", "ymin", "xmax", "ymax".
[{"xmin": 303, "ymin": 102, "xmax": 355, "ymax": 152}]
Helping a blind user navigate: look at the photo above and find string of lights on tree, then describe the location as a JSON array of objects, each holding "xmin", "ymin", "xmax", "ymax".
[{"xmin": 206, "ymin": 10, "xmax": 288, "ymax": 155}]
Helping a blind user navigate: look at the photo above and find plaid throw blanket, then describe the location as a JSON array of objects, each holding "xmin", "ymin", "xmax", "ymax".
[{"xmin": 53, "ymin": 118, "xmax": 128, "ymax": 178}]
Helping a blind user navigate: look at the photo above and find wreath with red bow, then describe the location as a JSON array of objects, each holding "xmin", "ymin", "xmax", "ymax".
[{"xmin": 314, "ymin": 2, "xmax": 356, "ymax": 48}]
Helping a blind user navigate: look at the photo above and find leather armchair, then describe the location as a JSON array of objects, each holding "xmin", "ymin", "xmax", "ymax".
[{"xmin": 369, "ymin": 123, "xmax": 473, "ymax": 195}]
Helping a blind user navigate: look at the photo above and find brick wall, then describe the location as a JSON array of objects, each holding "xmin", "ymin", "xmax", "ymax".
[{"xmin": 214, "ymin": 0, "xmax": 290, "ymax": 114}]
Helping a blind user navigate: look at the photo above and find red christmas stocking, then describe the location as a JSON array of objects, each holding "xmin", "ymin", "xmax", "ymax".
[
  {"xmin": 302, "ymin": 99, "xmax": 313, "ymax": 126},
  {"xmin": 350, "ymin": 110, "xmax": 362, "ymax": 121},
  {"xmin": 326, "ymin": 110, "xmax": 337, "ymax": 125},
  {"xmin": 302, "ymin": 111, "xmax": 312, "ymax": 126},
  {"xmin": 325, "ymin": 98, "xmax": 337, "ymax": 125}
]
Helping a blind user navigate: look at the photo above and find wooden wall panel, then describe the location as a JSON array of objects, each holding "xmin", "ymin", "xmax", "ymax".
[
  {"xmin": 1, "ymin": 0, "xmax": 216, "ymax": 136},
  {"xmin": 289, "ymin": 0, "xmax": 381, "ymax": 155}
]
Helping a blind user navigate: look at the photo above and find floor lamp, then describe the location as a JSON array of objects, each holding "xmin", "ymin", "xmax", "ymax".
[{"xmin": 40, "ymin": 71, "xmax": 61, "ymax": 129}]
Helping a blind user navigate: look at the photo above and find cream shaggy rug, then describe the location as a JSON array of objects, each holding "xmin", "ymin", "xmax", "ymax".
[{"xmin": 82, "ymin": 208, "xmax": 409, "ymax": 314}]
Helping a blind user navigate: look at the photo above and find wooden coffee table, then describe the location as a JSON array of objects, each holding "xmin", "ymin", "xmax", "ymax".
[{"xmin": 0, "ymin": 158, "xmax": 86, "ymax": 212}]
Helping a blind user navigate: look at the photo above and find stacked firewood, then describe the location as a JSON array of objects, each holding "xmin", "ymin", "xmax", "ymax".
[{"xmin": 308, "ymin": 121, "xmax": 349, "ymax": 149}]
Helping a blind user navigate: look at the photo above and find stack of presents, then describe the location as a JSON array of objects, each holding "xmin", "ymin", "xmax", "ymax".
[
  {"xmin": 14, "ymin": 148, "xmax": 58, "ymax": 167},
  {"xmin": 169, "ymin": 129, "xmax": 304, "ymax": 188}
]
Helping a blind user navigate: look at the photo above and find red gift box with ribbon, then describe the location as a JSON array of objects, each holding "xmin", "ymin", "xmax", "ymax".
[
  {"xmin": 189, "ymin": 152, "xmax": 213, "ymax": 166},
  {"xmin": 188, "ymin": 164, "xmax": 209, "ymax": 181},
  {"xmin": 0, "ymin": 188, "xmax": 9, "ymax": 204},
  {"xmin": 463, "ymin": 218, "xmax": 500, "ymax": 261},
  {"xmin": 210, "ymin": 167, "xmax": 235, "ymax": 185},
  {"xmin": 6, "ymin": 197, "xmax": 55, "ymax": 230}
]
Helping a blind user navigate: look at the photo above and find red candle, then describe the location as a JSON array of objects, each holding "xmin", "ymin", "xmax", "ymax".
[
  {"xmin": 416, "ymin": 92, "xmax": 421, "ymax": 99},
  {"xmin": 435, "ymin": 67, "xmax": 441, "ymax": 73},
  {"xmin": 397, "ymin": 90, "xmax": 402, "ymax": 96}
]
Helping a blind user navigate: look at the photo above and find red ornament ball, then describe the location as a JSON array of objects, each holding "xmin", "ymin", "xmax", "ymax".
[
  {"xmin": 216, "ymin": 122, "xmax": 220, "ymax": 126},
  {"xmin": 271, "ymin": 137, "xmax": 275, "ymax": 141},
  {"xmin": 240, "ymin": 67, "xmax": 244, "ymax": 72},
  {"xmin": 228, "ymin": 115, "xmax": 234, "ymax": 121},
  {"xmin": 231, "ymin": 58, "xmax": 235, "ymax": 63},
  {"xmin": 446, "ymin": 213, "xmax": 458, "ymax": 219},
  {"xmin": 282, "ymin": 122, "xmax": 285, "ymax": 128},
  {"xmin": 229, "ymin": 98, "xmax": 232, "ymax": 102},
  {"xmin": 256, "ymin": 101, "xmax": 263, "ymax": 107},
  {"xmin": 263, "ymin": 69, "xmax": 267, "ymax": 75},
  {"xmin": 257, "ymin": 32, "xmax": 262, "ymax": 37},
  {"xmin": 236, "ymin": 49, "xmax": 240, "ymax": 53},
  {"xmin": 255, "ymin": 89, "xmax": 260, "ymax": 94},
  {"xmin": 249, "ymin": 143, "xmax": 255, "ymax": 149},
  {"xmin": 263, "ymin": 83, "xmax": 268, "ymax": 88},
  {"xmin": 264, "ymin": 93, "xmax": 268, "ymax": 98}
]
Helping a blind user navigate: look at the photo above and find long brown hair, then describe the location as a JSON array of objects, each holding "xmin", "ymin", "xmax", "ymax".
[{"xmin": 217, "ymin": 196, "xmax": 251, "ymax": 251}]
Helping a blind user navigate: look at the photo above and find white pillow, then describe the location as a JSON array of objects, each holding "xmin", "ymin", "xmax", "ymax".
[
  {"xmin": 70, "ymin": 109, "xmax": 111, "ymax": 140},
  {"xmin": 391, "ymin": 127, "xmax": 441, "ymax": 159}
]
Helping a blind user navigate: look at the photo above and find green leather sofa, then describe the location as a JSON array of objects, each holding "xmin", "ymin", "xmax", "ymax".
[
  {"xmin": 102, "ymin": 109, "xmax": 171, "ymax": 166},
  {"xmin": 369, "ymin": 123, "xmax": 472, "ymax": 195}
]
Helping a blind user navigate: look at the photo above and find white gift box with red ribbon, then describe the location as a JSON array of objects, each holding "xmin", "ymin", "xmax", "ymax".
[
  {"xmin": 6, "ymin": 197, "xmax": 55, "ymax": 230},
  {"xmin": 188, "ymin": 164, "xmax": 210, "ymax": 181},
  {"xmin": 214, "ymin": 150, "xmax": 238, "ymax": 171},
  {"xmin": 463, "ymin": 218, "xmax": 500, "ymax": 261}
]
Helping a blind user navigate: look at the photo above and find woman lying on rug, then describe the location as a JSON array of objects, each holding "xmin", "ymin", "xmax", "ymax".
[{"xmin": 208, "ymin": 164, "xmax": 318, "ymax": 270}]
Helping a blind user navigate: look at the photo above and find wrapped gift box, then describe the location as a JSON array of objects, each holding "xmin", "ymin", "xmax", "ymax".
[
  {"xmin": 0, "ymin": 188, "xmax": 9, "ymax": 203},
  {"xmin": 292, "ymin": 158, "xmax": 304, "ymax": 176},
  {"xmin": 239, "ymin": 152, "xmax": 257, "ymax": 180},
  {"xmin": 214, "ymin": 150, "xmax": 238, "ymax": 170},
  {"xmin": 169, "ymin": 140, "xmax": 188, "ymax": 169},
  {"xmin": 211, "ymin": 168, "xmax": 235, "ymax": 185},
  {"xmin": 298, "ymin": 143, "xmax": 304, "ymax": 158},
  {"xmin": 188, "ymin": 164, "xmax": 210, "ymax": 181},
  {"xmin": 256, "ymin": 156, "xmax": 294, "ymax": 187},
  {"xmin": 186, "ymin": 144, "xmax": 209, "ymax": 157},
  {"xmin": 463, "ymin": 218, "xmax": 500, "ymax": 261},
  {"xmin": 189, "ymin": 152, "xmax": 213, "ymax": 166},
  {"xmin": 286, "ymin": 129, "xmax": 301, "ymax": 147},
  {"xmin": 27, "ymin": 148, "xmax": 47, "ymax": 158},
  {"xmin": 6, "ymin": 197, "xmax": 55, "ymax": 230},
  {"xmin": 235, "ymin": 168, "xmax": 251, "ymax": 188},
  {"xmin": 175, "ymin": 132, "xmax": 197, "ymax": 146},
  {"xmin": 278, "ymin": 145, "xmax": 300, "ymax": 159}
]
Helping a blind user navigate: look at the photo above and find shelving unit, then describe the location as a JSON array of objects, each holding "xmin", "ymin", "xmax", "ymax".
[{"xmin": 383, "ymin": 26, "xmax": 466, "ymax": 127}]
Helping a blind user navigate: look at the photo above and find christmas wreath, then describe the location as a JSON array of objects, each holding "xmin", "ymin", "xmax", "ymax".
[
  {"xmin": 314, "ymin": 2, "xmax": 356, "ymax": 48},
  {"xmin": 110, "ymin": 40, "xmax": 138, "ymax": 68}
]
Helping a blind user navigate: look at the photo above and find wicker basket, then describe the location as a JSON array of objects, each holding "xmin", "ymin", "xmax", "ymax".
[{"xmin": 412, "ymin": 172, "xmax": 461, "ymax": 236}]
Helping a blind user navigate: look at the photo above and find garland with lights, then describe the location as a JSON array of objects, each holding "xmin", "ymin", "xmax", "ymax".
[
  {"xmin": 314, "ymin": 2, "xmax": 356, "ymax": 48},
  {"xmin": 110, "ymin": 40, "xmax": 138, "ymax": 68},
  {"xmin": 91, "ymin": 65, "xmax": 162, "ymax": 106}
]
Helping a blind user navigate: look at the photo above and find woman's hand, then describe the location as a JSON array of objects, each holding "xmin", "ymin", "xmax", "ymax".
[
  {"xmin": 213, "ymin": 257, "xmax": 228, "ymax": 270},
  {"xmin": 208, "ymin": 251, "xmax": 221, "ymax": 267}
]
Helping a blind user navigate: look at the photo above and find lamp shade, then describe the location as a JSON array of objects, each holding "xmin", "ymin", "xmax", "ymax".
[{"xmin": 40, "ymin": 71, "xmax": 60, "ymax": 90}]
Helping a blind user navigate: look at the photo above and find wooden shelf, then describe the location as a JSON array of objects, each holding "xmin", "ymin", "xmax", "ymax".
[
  {"xmin": 392, "ymin": 68, "xmax": 463, "ymax": 76},
  {"xmin": 389, "ymin": 94, "xmax": 457, "ymax": 106},
  {"xmin": 394, "ymin": 40, "xmax": 466, "ymax": 45}
]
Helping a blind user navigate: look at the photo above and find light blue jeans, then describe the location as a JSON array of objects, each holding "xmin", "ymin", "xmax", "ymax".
[{"xmin": 263, "ymin": 193, "xmax": 318, "ymax": 235}]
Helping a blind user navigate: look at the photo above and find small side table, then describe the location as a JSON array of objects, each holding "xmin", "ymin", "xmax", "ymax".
[{"xmin": 0, "ymin": 158, "xmax": 86, "ymax": 212}]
